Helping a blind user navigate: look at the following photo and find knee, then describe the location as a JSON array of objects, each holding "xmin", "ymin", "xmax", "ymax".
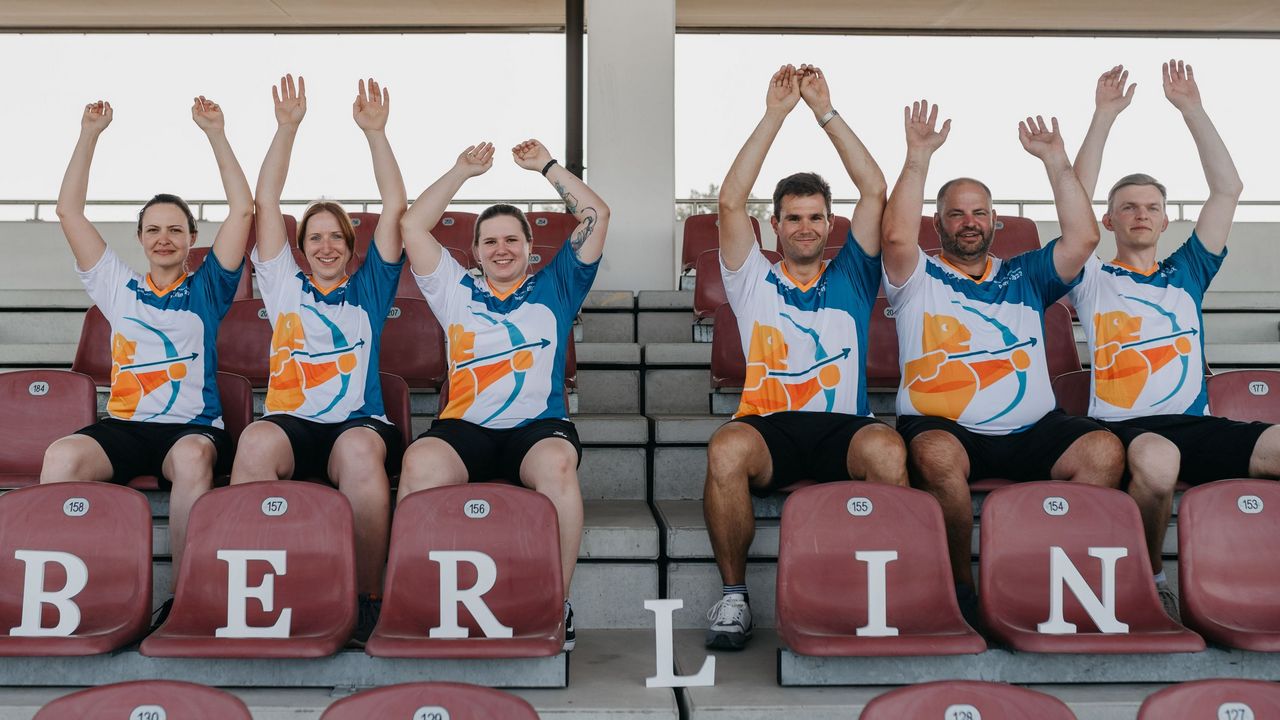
[
  {"xmin": 166, "ymin": 436, "xmax": 217, "ymax": 487},
  {"xmin": 331, "ymin": 431, "xmax": 387, "ymax": 483},
  {"xmin": 908, "ymin": 431, "xmax": 967, "ymax": 488},
  {"xmin": 400, "ymin": 438, "xmax": 468, "ymax": 490},
  {"xmin": 41, "ymin": 436, "xmax": 89, "ymax": 481},
  {"xmin": 857, "ymin": 425, "xmax": 907, "ymax": 467},
  {"xmin": 1127, "ymin": 434, "xmax": 1179, "ymax": 496},
  {"xmin": 1078, "ymin": 430, "xmax": 1126, "ymax": 481},
  {"xmin": 234, "ymin": 422, "xmax": 286, "ymax": 463},
  {"xmin": 527, "ymin": 445, "xmax": 579, "ymax": 496},
  {"xmin": 706, "ymin": 424, "xmax": 761, "ymax": 483}
]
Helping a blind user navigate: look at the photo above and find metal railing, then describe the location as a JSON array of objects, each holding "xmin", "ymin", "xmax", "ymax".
[{"xmin": 675, "ymin": 198, "xmax": 1280, "ymax": 222}]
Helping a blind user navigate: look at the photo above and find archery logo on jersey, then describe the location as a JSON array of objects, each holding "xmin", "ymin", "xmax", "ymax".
[
  {"xmin": 904, "ymin": 303, "xmax": 1035, "ymax": 424},
  {"xmin": 108, "ymin": 317, "xmax": 196, "ymax": 420},
  {"xmin": 739, "ymin": 312, "xmax": 849, "ymax": 416},
  {"xmin": 1092, "ymin": 297, "xmax": 1197, "ymax": 409},
  {"xmin": 441, "ymin": 310, "xmax": 551, "ymax": 423},
  {"xmin": 266, "ymin": 308, "xmax": 365, "ymax": 416}
]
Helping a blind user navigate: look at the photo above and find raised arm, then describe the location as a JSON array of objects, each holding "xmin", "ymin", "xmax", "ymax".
[
  {"xmin": 401, "ymin": 143, "xmax": 493, "ymax": 276},
  {"xmin": 56, "ymin": 101, "xmax": 113, "ymax": 270},
  {"xmin": 191, "ymin": 96, "xmax": 252, "ymax": 271},
  {"xmin": 719, "ymin": 65, "xmax": 802, "ymax": 271},
  {"xmin": 1020, "ymin": 116, "xmax": 1099, "ymax": 282},
  {"xmin": 1073, "ymin": 65, "xmax": 1136, "ymax": 201},
  {"xmin": 353, "ymin": 78, "xmax": 407, "ymax": 263},
  {"xmin": 512, "ymin": 139, "xmax": 610, "ymax": 264},
  {"xmin": 254, "ymin": 74, "xmax": 306, "ymax": 262},
  {"xmin": 1164, "ymin": 59, "xmax": 1242, "ymax": 254},
  {"xmin": 882, "ymin": 99, "xmax": 950, "ymax": 287},
  {"xmin": 798, "ymin": 65, "xmax": 887, "ymax": 255}
]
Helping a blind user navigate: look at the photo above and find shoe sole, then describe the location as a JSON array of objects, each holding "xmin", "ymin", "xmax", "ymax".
[
  {"xmin": 563, "ymin": 637, "xmax": 576, "ymax": 652},
  {"xmin": 705, "ymin": 630, "xmax": 751, "ymax": 651}
]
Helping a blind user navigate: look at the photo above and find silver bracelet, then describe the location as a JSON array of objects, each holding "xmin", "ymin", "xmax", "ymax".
[{"xmin": 818, "ymin": 108, "xmax": 840, "ymax": 128}]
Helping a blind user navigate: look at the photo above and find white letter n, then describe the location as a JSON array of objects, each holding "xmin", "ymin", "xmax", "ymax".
[{"xmin": 1037, "ymin": 546, "xmax": 1129, "ymax": 634}]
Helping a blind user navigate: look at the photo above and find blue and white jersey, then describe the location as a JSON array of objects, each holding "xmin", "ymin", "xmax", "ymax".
[
  {"xmin": 78, "ymin": 248, "xmax": 243, "ymax": 427},
  {"xmin": 1069, "ymin": 233, "xmax": 1224, "ymax": 419},
  {"xmin": 720, "ymin": 234, "xmax": 880, "ymax": 418},
  {"xmin": 252, "ymin": 244, "xmax": 403, "ymax": 423},
  {"xmin": 885, "ymin": 243, "xmax": 1075, "ymax": 435},
  {"xmin": 414, "ymin": 241, "xmax": 598, "ymax": 429}
]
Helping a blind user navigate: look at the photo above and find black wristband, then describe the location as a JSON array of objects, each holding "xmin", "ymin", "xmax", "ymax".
[{"xmin": 540, "ymin": 159, "xmax": 559, "ymax": 176}]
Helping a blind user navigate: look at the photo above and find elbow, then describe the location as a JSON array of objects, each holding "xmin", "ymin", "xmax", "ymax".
[
  {"xmin": 717, "ymin": 191, "xmax": 745, "ymax": 214},
  {"xmin": 1220, "ymin": 176, "xmax": 1244, "ymax": 201},
  {"xmin": 860, "ymin": 175, "xmax": 889, "ymax": 204},
  {"xmin": 592, "ymin": 200, "xmax": 610, "ymax": 224}
]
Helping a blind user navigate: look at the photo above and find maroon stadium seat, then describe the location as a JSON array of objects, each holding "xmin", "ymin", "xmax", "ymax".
[
  {"xmin": 141, "ymin": 481, "xmax": 356, "ymax": 657},
  {"xmin": 395, "ymin": 247, "xmax": 471, "ymax": 298},
  {"xmin": 529, "ymin": 243, "xmax": 558, "ymax": 274},
  {"xmin": 366, "ymin": 484, "xmax": 564, "ymax": 657},
  {"xmin": 70, "ymin": 305, "xmax": 114, "ymax": 386},
  {"xmin": 979, "ymin": 481, "xmax": 1204, "ymax": 653},
  {"xmin": 348, "ymin": 211, "xmax": 380, "ymax": 258},
  {"xmin": 0, "ymin": 370, "xmax": 98, "ymax": 488},
  {"xmin": 526, "ymin": 211, "xmax": 578, "ymax": 247},
  {"xmin": 828, "ymin": 214, "xmax": 851, "ymax": 248},
  {"xmin": 862, "ymin": 680, "xmax": 1077, "ymax": 719},
  {"xmin": 681, "ymin": 213, "xmax": 762, "ymax": 272},
  {"xmin": 692, "ymin": 248, "xmax": 783, "ymax": 320},
  {"xmin": 379, "ymin": 372, "xmax": 413, "ymax": 456},
  {"xmin": 917, "ymin": 216, "xmax": 943, "ymax": 254},
  {"xmin": 1207, "ymin": 369, "xmax": 1280, "ymax": 423},
  {"xmin": 866, "ymin": 297, "xmax": 901, "ymax": 390},
  {"xmin": 710, "ymin": 303, "xmax": 745, "ymax": 389},
  {"xmin": 777, "ymin": 482, "xmax": 985, "ymax": 656},
  {"xmin": 320, "ymin": 681, "xmax": 539, "ymax": 720},
  {"xmin": 245, "ymin": 213, "xmax": 298, "ymax": 256},
  {"xmin": 1044, "ymin": 302, "xmax": 1083, "ymax": 379},
  {"xmin": 216, "ymin": 299, "xmax": 272, "ymax": 387},
  {"xmin": 34, "ymin": 680, "xmax": 252, "ymax": 720},
  {"xmin": 380, "ymin": 298, "xmax": 448, "ymax": 390},
  {"xmin": 431, "ymin": 211, "xmax": 478, "ymax": 255},
  {"xmin": 186, "ymin": 247, "xmax": 252, "ymax": 300},
  {"xmin": 0, "ymin": 483, "xmax": 151, "ymax": 655},
  {"xmin": 1053, "ymin": 369, "xmax": 1092, "ymax": 417},
  {"xmin": 1178, "ymin": 479, "xmax": 1280, "ymax": 651},
  {"xmin": 1137, "ymin": 679, "xmax": 1280, "ymax": 719},
  {"xmin": 990, "ymin": 215, "xmax": 1041, "ymax": 258}
]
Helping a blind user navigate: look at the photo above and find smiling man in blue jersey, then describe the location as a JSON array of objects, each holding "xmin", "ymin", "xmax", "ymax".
[
  {"xmin": 703, "ymin": 65, "xmax": 908, "ymax": 651},
  {"xmin": 1069, "ymin": 61, "xmax": 1280, "ymax": 621},
  {"xmin": 881, "ymin": 100, "xmax": 1125, "ymax": 621}
]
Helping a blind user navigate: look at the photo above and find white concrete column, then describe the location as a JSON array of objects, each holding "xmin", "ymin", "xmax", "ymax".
[{"xmin": 587, "ymin": 0, "xmax": 676, "ymax": 291}]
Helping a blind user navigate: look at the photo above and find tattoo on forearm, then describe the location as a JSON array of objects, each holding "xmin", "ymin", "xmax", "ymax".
[
  {"xmin": 571, "ymin": 208, "xmax": 598, "ymax": 255},
  {"xmin": 553, "ymin": 181, "xmax": 580, "ymax": 216}
]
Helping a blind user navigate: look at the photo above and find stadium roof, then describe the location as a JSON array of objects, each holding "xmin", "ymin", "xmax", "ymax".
[{"xmin": 4, "ymin": 0, "xmax": 1279, "ymax": 36}]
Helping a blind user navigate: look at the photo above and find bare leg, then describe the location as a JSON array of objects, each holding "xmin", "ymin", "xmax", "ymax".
[
  {"xmin": 519, "ymin": 438, "xmax": 584, "ymax": 596},
  {"xmin": 908, "ymin": 430, "xmax": 974, "ymax": 588},
  {"xmin": 703, "ymin": 423, "xmax": 773, "ymax": 587},
  {"xmin": 229, "ymin": 421, "xmax": 294, "ymax": 484},
  {"xmin": 847, "ymin": 423, "xmax": 909, "ymax": 487},
  {"xmin": 1248, "ymin": 425, "xmax": 1280, "ymax": 479},
  {"xmin": 1048, "ymin": 430, "xmax": 1125, "ymax": 488},
  {"xmin": 1124, "ymin": 433, "xmax": 1179, "ymax": 573},
  {"xmin": 39, "ymin": 434, "xmax": 113, "ymax": 483},
  {"xmin": 161, "ymin": 434, "xmax": 217, "ymax": 590},
  {"xmin": 328, "ymin": 427, "xmax": 391, "ymax": 596},
  {"xmin": 397, "ymin": 437, "xmax": 470, "ymax": 500}
]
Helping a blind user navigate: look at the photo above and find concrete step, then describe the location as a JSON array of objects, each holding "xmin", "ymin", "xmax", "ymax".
[
  {"xmin": 0, "ymin": 343, "xmax": 76, "ymax": 366},
  {"xmin": 580, "ymin": 311, "xmax": 635, "ymax": 343},
  {"xmin": 576, "ymin": 368, "xmax": 640, "ymax": 413},
  {"xmin": 0, "ymin": 310, "xmax": 83, "ymax": 344}
]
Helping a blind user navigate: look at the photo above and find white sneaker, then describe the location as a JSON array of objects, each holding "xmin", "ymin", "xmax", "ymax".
[
  {"xmin": 1156, "ymin": 581, "xmax": 1181, "ymax": 623},
  {"xmin": 563, "ymin": 602, "xmax": 576, "ymax": 652},
  {"xmin": 705, "ymin": 593, "xmax": 753, "ymax": 650}
]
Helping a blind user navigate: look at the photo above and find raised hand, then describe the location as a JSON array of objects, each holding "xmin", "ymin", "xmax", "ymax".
[
  {"xmin": 352, "ymin": 77, "xmax": 390, "ymax": 132},
  {"xmin": 765, "ymin": 64, "xmax": 802, "ymax": 114},
  {"xmin": 455, "ymin": 142, "xmax": 495, "ymax": 178},
  {"xmin": 271, "ymin": 74, "xmax": 306, "ymax": 127},
  {"xmin": 1018, "ymin": 115, "xmax": 1066, "ymax": 161},
  {"xmin": 191, "ymin": 96, "xmax": 224, "ymax": 134},
  {"xmin": 512, "ymin": 139, "xmax": 553, "ymax": 172},
  {"xmin": 904, "ymin": 99, "xmax": 950, "ymax": 154},
  {"xmin": 1163, "ymin": 59, "xmax": 1202, "ymax": 112},
  {"xmin": 798, "ymin": 64, "xmax": 832, "ymax": 115},
  {"xmin": 80, "ymin": 100, "xmax": 113, "ymax": 136},
  {"xmin": 1095, "ymin": 65, "xmax": 1136, "ymax": 116}
]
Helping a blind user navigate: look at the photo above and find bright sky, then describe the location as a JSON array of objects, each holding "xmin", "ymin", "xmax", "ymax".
[{"xmin": 2, "ymin": 33, "xmax": 1279, "ymax": 220}]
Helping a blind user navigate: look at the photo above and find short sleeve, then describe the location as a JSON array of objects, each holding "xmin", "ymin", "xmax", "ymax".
[
  {"xmin": 829, "ymin": 228, "xmax": 883, "ymax": 304},
  {"xmin": 1066, "ymin": 254, "xmax": 1103, "ymax": 317},
  {"xmin": 76, "ymin": 247, "xmax": 138, "ymax": 316},
  {"xmin": 413, "ymin": 246, "xmax": 468, "ymax": 321},
  {"xmin": 882, "ymin": 247, "xmax": 927, "ymax": 310},
  {"xmin": 720, "ymin": 244, "xmax": 770, "ymax": 310},
  {"xmin": 1023, "ymin": 238, "xmax": 1079, "ymax": 307},
  {"xmin": 1164, "ymin": 232, "xmax": 1226, "ymax": 299},
  {"xmin": 189, "ymin": 251, "xmax": 244, "ymax": 316},
  {"xmin": 353, "ymin": 243, "xmax": 406, "ymax": 322},
  {"xmin": 249, "ymin": 244, "xmax": 302, "ymax": 319},
  {"xmin": 542, "ymin": 242, "xmax": 600, "ymax": 322}
]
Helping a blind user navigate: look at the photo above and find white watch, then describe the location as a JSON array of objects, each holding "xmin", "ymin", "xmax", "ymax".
[{"xmin": 818, "ymin": 109, "xmax": 839, "ymax": 128}]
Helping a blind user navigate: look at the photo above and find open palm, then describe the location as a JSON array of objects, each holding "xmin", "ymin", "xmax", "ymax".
[
  {"xmin": 353, "ymin": 78, "xmax": 390, "ymax": 132},
  {"xmin": 272, "ymin": 74, "xmax": 306, "ymax": 127}
]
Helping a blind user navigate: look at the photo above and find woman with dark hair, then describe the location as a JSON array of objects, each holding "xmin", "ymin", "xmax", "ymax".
[
  {"xmin": 398, "ymin": 139, "xmax": 610, "ymax": 651},
  {"xmin": 228, "ymin": 75, "xmax": 406, "ymax": 645},
  {"xmin": 41, "ymin": 96, "xmax": 253, "ymax": 615}
]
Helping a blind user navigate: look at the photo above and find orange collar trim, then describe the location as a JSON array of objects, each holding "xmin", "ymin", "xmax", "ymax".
[
  {"xmin": 308, "ymin": 275, "xmax": 350, "ymax": 295},
  {"xmin": 780, "ymin": 260, "xmax": 827, "ymax": 292},
  {"xmin": 1109, "ymin": 259, "xmax": 1159, "ymax": 276},
  {"xmin": 146, "ymin": 272, "xmax": 188, "ymax": 297},
  {"xmin": 939, "ymin": 254, "xmax": 993, "ymax": 284},
  {"xmin": 487, "ymin": 275, "xmax": 529, "ymax": 301}
]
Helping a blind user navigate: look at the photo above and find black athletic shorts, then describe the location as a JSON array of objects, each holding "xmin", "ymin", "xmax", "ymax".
[
  {"xmin": 897, "ymin": 409, "xmax": 1108, "ymax": 483},
  {"xmin": 1099, "ymin": 414, "xmax": 1271, "ymax": 485},
  {"xmin": 75, "ymin": 418, "xmax": 232, "ymax": 487},
  {"xmin": 728, "ymin": 411, "xmax": 885, "ymax": 496},
  {"xmin": 260, "ymin": 414, "xmax": 403, "ymax": 482},
  {"xmin": 417, "ymin": 418, "xmax": 582, "ymax": 484}
]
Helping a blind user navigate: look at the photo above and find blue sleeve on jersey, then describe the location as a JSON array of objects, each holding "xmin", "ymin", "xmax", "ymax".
[
  {"xmin": 191, "ymin": 251, "xmax": 245, "ymax": 315},
  {"xmin": 1164, "ymin": 232, "xmax": 1226, "ymax": 299},
  {"xmin": 354, "ymin": 243, "xmax": 407, "ymax": 322},
  {"xmin": 544, "ymin": 241, "xmax": 601, "ymax": 323},
  {"xmin": 830, "ymin": 227, "xmax": 883, "ymax": 303},
  {"xmin": 1021, "ymin": 238, "xmax": 1079, "ymax": 307}
]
